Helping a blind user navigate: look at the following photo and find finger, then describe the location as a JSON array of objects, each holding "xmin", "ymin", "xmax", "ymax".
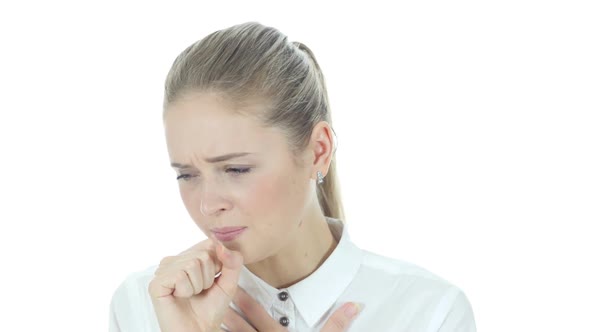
[
  {"xmin": 156, "ymin": 244, "xmax": 210, "ymax": 270},
  {"xmin": 222, "ymin": 307, "xmax": 258, "ymax": 332},
  {"xmin": 201, "ymin": 248, "xmax": 223, "ymax": 286},
  {"xmin": 233, "ymin": 286, "xmax": 280, "ymax": 331},
  {"xmin": 154, "ymin": 258, "xmax": 205, "ymax": 294},
  {"xmin": 155, "ymin": 254, "xmax": 201, "ymax": 274},
  {"xmin": 171, "ymin": 270, "xmax": 194, "ymax": 298},
  {"xmin": 155, "ymin": 250, "xmax": 220, "ymax": 280},
  {"xmin": 148, "ymin": 275, "xmax": 175, "ymax": 299},
  {"xmin": 183, "ymin": 259, "xmax": 204, "ymax": 294},
  {"xmin": 320, "ymin": 302, "xmax": 362, "ymax": 332},
  {"xmin": 178, "ymin": 238, "xmax": 216, "ymax": 255},
  {"xmin": 178, "ymin": 242, "xmax": 221, "ymax": 274},
  {"xmin": 214, "ymin": 240, "xmax": 244, "ymax": 299},
  {"xmin": 200, "ymin": 254, "xmax": 216, "ymax": 289}
]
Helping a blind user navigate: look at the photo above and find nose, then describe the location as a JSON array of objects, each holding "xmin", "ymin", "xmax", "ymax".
[{"xmin": 199, "ymin": 182, "xmax": 231, "ymax": 216}]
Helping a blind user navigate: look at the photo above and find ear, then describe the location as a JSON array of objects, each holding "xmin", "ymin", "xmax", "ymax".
[{"xmin": 308, "ymin": 121, "xmax": 336, "ymax": 180}]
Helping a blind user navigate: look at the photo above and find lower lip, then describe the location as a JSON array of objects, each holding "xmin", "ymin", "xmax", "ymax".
[{"xmin": 212, "ymin": 228, "xmax": 247, "ymax": 242}]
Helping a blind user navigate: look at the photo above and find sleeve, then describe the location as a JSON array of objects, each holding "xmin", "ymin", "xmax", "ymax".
[
  {"xmin": 109, "ymin": 276, "xmax": 145, "ymax": 332},
  {"xmin": 109, "ymin": 280, "xmax": 126, "ymax": 332},
  {"xmin": 436, "ymin": 289, "xmax": 477, "ymax": 332},
  {"xmin": 109, "ymin": 298, "xmax": 122, "ymax": 332},
  {"xmin": 109, "ymin": 269, "xmax": 162, "ymax": 332}
]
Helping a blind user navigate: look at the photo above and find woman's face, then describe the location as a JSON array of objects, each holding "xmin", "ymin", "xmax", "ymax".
[{"xmin": 163, "ymin": 92, "xmax": 316, "ymax": 263}]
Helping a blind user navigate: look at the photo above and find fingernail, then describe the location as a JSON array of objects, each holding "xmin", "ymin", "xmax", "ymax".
[{"xmin": 345, "ymin": 303, "xmax": 362, "ymax": 318}]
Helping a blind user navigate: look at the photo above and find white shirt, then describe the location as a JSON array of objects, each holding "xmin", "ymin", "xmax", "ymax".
[{"xmin": 109, "ymin": 217, "xmax": 477, "ymax": 331}]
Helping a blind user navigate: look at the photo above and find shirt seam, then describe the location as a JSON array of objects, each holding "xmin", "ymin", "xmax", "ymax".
[{"xmin": 426, "ymin": 286, "xmax": 461, "ymax": 332}]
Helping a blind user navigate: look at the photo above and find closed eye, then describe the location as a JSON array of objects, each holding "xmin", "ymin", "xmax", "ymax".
[
  {"xmin": 175, "ymin": 167, "xmax": 251, "ymax": 181},
  {"xmin": 176, "ymin": 174, "xmax": 193, "ymax": 181},
  {"xmin": 226, "ymin": 167, "xmax": 251, "ymax": 174}
]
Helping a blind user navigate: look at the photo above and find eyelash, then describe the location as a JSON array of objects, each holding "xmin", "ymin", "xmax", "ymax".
[{"xmin": 176, "ymin": 167, "xmax": 252, "ymax": 181}]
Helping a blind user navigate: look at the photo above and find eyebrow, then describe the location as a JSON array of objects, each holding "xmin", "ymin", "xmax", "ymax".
[{"xmin": 171, "ymin": 152, "xmax": 254, "ymax": 169}]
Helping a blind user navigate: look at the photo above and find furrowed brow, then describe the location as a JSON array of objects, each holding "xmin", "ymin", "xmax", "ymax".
[{"xmin": 171, "ymin": 152, "xmax": 254, "ymax": 169}]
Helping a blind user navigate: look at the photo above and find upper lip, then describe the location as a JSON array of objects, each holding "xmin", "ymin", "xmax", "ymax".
[{"xmin": 211, "ymin": 226, "xmax": 246, "ymax": 234}]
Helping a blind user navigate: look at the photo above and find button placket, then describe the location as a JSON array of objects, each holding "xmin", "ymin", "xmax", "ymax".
[
  {"xmin": 278, "ymin": 291, "xmax": 289, "ymax": 301},
  {"xmin": 272, "ymin": 289, "xmax": 295, "ymax": 330},
  {"xmin": 279, "ymin": 316, "xmax": 290, "ymax": 326}
]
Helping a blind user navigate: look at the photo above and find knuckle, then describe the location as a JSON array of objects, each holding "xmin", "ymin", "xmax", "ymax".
[
  {"xmin": 203, "ymin": 277, "xmax": 213, "ymax": 290},
  {"xmin": 154, "ymin": 267, "xmax": 164, "ymax": 276},
  {"xmin": 147, "ymin": 279, "xmax": 156, "ymax": 293},
  {"xmin": 175, "ymin": 270, "xmax": 187, "ymax": 281},
  {"xmin": 191, "ymin": 250, "xmax": 209, "ymax": 263},
  {"xmin": 194, "ymin": 283, "xmax": 203, "ymax": 294},
  {"xmin": 147, "ymin": 277, "xmax": 163, "ymax": 296},
  {"xmin": 185, "ymin": 259, "xmax": 199, "ymax": 270},
  {"xmin": 159, "ymin": 255, "xmax": 174, "ymax": 265},
  {"xmin": 332, "ymin": 315, "xmax": 348, "ymax": 330},
  {"xmin": 172, "ymin": 272, "xmax": 191, "ymax": 297},
  {"xmin": 203, "ymin": 251, "xmax": 218, "ymax": 266}
]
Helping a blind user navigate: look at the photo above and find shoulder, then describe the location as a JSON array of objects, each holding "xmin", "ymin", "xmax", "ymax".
[
  {"xmin": 117, "ymin": 264, "xmax": 159, "ymax": 290},
  {"xmin": 111, "ymin": 264, "xmax": 158, "ymax": 304},
  {"xmin": 109, "ymin": 265, "xmax": 159, "ymax": 331},
  {"xmin": 360, "ymin": 249, "xmax": 455, "ymax": 285},
  {"xmin": 354, "ymin": 249, "xmax": 476, "ymax": 331}
]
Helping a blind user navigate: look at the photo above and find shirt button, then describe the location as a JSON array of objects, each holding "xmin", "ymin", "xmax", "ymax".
[
  {"xmin": 279, "ymin": 316, "xmax": 290, "ymax": 326},
  {"xmin": 278, "ymin": 291, "xmax": 289, "ymax": 301}
]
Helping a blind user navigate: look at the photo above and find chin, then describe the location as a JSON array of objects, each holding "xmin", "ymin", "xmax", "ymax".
[{"xmin": 237, "ymin": 244, "xmax": 269, "ymax": 265}]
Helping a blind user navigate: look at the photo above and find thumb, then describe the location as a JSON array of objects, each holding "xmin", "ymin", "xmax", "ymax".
[
  {"xmin": 214, "ymin": 241, "xmax": 244, "ymax": 298},
  {"xmin": 320, "ymin": 302, "xmax": 363, "ymax": 332}
]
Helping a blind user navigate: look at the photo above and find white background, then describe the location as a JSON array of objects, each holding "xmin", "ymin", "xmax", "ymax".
[{"xmin": 1, "ymin": 1, "xmax": 588, "ymax": 331}]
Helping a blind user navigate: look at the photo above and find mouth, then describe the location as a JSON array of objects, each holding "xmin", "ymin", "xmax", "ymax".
[
  {"xmin": 211, "ymin": 227, "xmax": 247, "ymax": 242},
  {"xmin": 211, "ymin": 226, "xmax": 247, "ymax": 234}
]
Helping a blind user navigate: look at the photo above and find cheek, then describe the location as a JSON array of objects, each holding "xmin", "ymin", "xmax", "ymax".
[
  {"xmin": 179, "ymin": 188, "xmax": 203, "ymax": 226},
  {"xmin": 244, "ymin": 174, "xmax": 281, "ymax": 209},
  {"xmin": 245, "ymin": 171, "xmax": 307, "ymax": 215}
]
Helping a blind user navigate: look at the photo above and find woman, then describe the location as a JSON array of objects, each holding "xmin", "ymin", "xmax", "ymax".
[{"xmin": 109, "ymin": 22, "xmax": 477, "ymax": 332}]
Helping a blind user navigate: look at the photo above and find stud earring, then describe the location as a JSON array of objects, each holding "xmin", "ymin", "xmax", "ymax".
[{"xmin": 317, "ymin": 171, "xmax": 324, "ymax": 185}]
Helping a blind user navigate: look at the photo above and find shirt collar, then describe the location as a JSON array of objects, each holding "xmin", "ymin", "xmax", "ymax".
[{"xmin": 238, "ymin": 216, "xmax": 364, "ymax": 328}]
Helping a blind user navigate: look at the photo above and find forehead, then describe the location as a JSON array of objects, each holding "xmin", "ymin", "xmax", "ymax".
[{"xmin": 164, "ymin": 92, "xmax": 281, "ymax": 156}]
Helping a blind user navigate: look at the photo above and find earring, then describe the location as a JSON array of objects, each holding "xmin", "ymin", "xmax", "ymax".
[{"xmin": 316, "ymin": 171, "xmax": 324, "ymax": 185}]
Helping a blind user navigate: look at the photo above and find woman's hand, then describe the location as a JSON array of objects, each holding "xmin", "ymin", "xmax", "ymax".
[
  {"xmin": 148, "ymin": 238, "xmax": 244, "ymax": 332},
  {"xmin": 223, "ymin": 287, "xmax": 362, "ymax": 332}
]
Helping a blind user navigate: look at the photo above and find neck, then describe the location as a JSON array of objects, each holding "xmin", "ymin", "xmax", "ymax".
[{"xmin": 245, "ymin": 204, "xmax": 338, "ymax": 289}]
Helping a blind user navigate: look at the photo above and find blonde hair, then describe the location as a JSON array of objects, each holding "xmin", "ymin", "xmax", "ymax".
[{"xmin": 162, "ymin": 21, "xmax": 345, "ymax": 221}]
